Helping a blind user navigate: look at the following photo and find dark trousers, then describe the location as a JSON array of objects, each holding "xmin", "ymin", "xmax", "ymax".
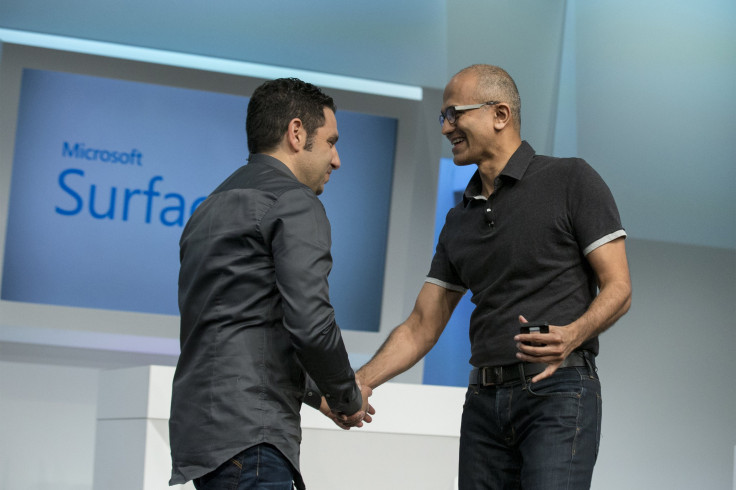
[
  {"xmin": 458, "ymin": 364, "xmax": 602, "ymax": 490},
  {"xmin": 194, "ymin": 444, "xmax": 295, "ymax": 490}
]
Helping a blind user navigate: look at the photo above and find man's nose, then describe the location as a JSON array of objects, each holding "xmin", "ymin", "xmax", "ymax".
[{"xmin": 441, "ymin": 117, "xmax": 454, "ymax": 135}]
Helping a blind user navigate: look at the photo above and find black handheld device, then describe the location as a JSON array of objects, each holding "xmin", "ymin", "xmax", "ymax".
[
  {"xmin": 520, "ymin": 323, "xmax": 549, "ymax": 335},
  {"xmin": 519, "ymin": 323, "xmax": 549, "ymax": 346}
]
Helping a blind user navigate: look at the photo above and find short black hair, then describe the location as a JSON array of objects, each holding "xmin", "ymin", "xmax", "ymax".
[{"xmin": 246, "ymin": 77, "xmax": 337, "ymax": 154}]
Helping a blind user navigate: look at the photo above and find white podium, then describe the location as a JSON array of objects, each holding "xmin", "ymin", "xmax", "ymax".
[
  {"xmin": 92, "ymin": 365, "xmax": 193, "ymax": 490},
  {"xmin": 93, "ymin": 365, "xmax": 466, "ymax": 490}
]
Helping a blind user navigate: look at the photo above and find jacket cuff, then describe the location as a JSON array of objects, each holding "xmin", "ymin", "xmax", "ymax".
[{"xmin": 303, "ymin": 376, "xmax": 323, "ymax": 410}]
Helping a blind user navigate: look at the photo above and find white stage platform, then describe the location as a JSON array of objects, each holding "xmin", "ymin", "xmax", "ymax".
[{"xmin": 93, "ymin": 365, "xmax": 466, "ymax": 490}]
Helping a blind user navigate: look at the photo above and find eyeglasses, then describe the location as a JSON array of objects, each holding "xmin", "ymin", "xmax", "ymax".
[{"xmin": 439, "ymin": 101, "xmax": 500, "ymax": 127}]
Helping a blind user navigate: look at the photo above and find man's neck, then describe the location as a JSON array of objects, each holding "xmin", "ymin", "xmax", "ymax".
[{"xmin": 476, "ymin": 138, "xmax": 522, "ymax": 197}]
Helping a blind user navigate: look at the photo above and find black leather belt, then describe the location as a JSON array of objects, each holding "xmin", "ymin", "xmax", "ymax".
[{"xmin": 469, "ymin": 351, "xmax": 592, "ymax": 386}]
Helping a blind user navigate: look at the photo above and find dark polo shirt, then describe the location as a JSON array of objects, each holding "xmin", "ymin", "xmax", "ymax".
[{"xmin": 427, "ymin": 141, "xmax": 626, "ymax": 367}]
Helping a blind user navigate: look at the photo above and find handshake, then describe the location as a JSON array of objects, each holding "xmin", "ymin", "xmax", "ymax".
[{"xmin": 318, "ymin": 378, "xmax": 376, "ymax": 430}]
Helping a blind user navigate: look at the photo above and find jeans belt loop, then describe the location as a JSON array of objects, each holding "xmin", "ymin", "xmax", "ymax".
[{"xmin": 582, "ymin": 350, "xmax": 597, "ymax": 374}]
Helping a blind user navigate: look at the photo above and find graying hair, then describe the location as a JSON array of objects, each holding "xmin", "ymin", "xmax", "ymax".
[{"xmin": 456, "ymin": 64, "xmax": 521, "ymax": 129}]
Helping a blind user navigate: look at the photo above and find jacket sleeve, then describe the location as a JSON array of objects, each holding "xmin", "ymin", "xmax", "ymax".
[
  {"xmin": 302, "ymin": 374, "xmax": 323, "ymax": 410},
  {"xmin": 263, "ymin": 187, "xmax": 361, "ymax": 415}
]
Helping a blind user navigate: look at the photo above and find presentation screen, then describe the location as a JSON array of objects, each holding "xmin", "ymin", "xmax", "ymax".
[{"xmin": 1, "ymin": 63, "xmax": 397, "ymax": 333}]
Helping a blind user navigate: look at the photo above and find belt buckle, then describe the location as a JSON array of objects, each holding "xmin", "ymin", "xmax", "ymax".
[{"xmin": 481, "ymin": 366, "xmax": 504, "ymax": 386}]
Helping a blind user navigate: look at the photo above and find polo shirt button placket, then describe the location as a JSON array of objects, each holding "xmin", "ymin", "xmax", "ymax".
[
  {"xmin": 485, "ymin": 178, "xmax": 502, "ymax": 229},
  {"xmin": 486, "ymin": 207, "xmax": 494, "ymax": 228},
  {"xmin": 484, "ymin": 195, "xmax": 496, "ymax": 230}
]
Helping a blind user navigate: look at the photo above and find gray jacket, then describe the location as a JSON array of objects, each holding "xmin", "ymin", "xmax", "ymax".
[{"xmin": 169, "ymin": 153, "xmax": 361, "ymax": 488}]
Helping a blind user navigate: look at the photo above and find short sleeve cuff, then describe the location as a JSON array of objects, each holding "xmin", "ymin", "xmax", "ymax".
[
  {"xmin": 583, "ymin": 229, "xmax": 627, "ymax": 256},
  {"xmin": 424, "ymin": 277, "xmax": 468, "ymax": 293}
]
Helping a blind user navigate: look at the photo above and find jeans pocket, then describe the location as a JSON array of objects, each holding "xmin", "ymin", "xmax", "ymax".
[
  {"xmin": 194, "ymin": 451, "xmax": 245, "ymax": 489},
  {"xmin": 524, "ymin": 368, "xmax": 586, "ymax": 428},
  {"xmin": 525, "ymin": 366, "xmax": 589, "ymax": 397},
  {"xmin": 464, "ymin": 386, "xmax": 479, "ymax": 404}
]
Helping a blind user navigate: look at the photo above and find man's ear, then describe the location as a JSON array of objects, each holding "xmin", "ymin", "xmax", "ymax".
[
  {"xmin": 493, "ymin": 103, "xmax": 512, "ymax": 131},
  {"xmin": 286, "ymin": 117, "xmax": 306, "ymax": 151}
]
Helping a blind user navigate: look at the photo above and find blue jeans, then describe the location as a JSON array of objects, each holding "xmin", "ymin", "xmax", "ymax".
[
  {"xmin": 458, "ymin": 363, "xmax": 601, "ymax": 490},
  {"xmin": 194, "ymin": 444, "xmax": 296, "ymax": 490}
]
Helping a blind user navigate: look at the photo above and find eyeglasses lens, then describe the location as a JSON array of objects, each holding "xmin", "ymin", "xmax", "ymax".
[
  {"xmin": 440, "ymin": 107, "xmax": 457, "ymax": 126},
  {"xmin": 446, "ymin": 107, "xmax": 456, "ymax": 124}
]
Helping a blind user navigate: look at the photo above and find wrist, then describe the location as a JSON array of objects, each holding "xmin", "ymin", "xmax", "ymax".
[{"xmin": 565, "ymin": 321, "xmax": 590, "ymax": 351}]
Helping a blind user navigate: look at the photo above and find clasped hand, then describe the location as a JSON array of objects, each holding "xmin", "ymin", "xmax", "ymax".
[{"xmin": 318, "ymin": 380, "xmax": 375, "ymax": 430}]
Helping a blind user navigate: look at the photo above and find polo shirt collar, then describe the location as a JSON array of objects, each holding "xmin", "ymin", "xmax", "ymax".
[{"xmin": 462, "ymin": 140, "xmax": 536, "ymax": 205}]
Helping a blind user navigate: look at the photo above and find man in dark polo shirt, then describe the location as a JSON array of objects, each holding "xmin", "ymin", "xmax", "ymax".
[
  {"xmin": 169, "ymin": 78, "xmax": 372, "ymax": 490},
  {"xmin": 356, "ymin": 65, "xmax": 632, "ymax": 489}
]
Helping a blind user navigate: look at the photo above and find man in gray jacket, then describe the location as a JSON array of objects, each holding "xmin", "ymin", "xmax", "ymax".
[{"xmin": 170, "ymin": 77, "xmax": 371, "ymax": 490}]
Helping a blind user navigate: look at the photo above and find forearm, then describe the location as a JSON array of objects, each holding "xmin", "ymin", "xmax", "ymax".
[
  {"xmin": 357, "ymin": 282, "xmax": 460, "ymax": 388},
  {"xmin": 568, "ymin": 277, "xmax": 632, "ymax": 348},
  {"xmin": 565, "ymin": 237, "xmax": 632, "ymax": 348},
  {"xmin": 357, "ymin": 319, "xmax": 439, "ymax": 389}
]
